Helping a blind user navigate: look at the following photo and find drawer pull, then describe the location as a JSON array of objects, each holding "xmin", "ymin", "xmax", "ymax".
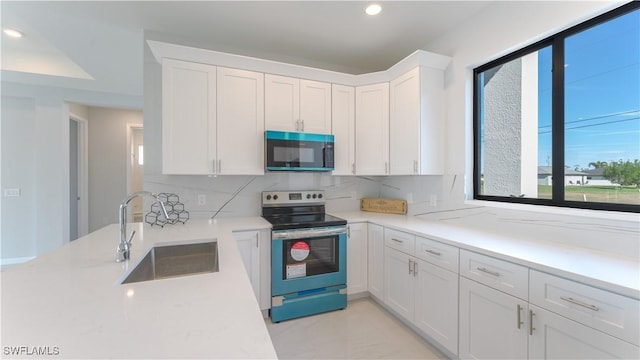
[
  {"xmin": 392, "ymin": 238, "xmax": 404, "ymax": 244},
  {"xmin": 424, "ymin": 249, "xmax": 441, "ymax": 256},
  {"xmin": 560, "ymin": 296, "xmax": 600, "ymax": 312},
  {"xmin": 408, "ymin": 259, "xmax": 413, "ymax": 275},
  {"xmin": 477, "ymin": 267, "xmax": 500, "ymax": 277}
]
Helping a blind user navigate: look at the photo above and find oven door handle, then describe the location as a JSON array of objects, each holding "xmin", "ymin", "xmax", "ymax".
[{"xmin": 272, "ymin": 226, "xmax": 348, "ymax": 240}]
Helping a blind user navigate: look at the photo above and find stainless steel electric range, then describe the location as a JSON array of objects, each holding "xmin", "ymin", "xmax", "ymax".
[{"xmin": 261, "ymin": 190, "xmax": 348, "ymax": 322}]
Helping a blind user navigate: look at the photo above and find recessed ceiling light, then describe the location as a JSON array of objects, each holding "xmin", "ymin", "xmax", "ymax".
[
  {"xmin": 3, "ymin": 28, "xmax": 24, "ymax": 38},
  {"xmin": 365, "ymin": 4, "xmax": 382, "ymax": 16}
]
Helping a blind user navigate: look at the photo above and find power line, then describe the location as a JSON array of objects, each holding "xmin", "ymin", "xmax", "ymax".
[
  {"xmin": 539, "ymin": 109, "xmax": 640, "ymax": 129},
  {"xmin": 539, "ymin": 116, "xmax": 640, "ymax": 134}
]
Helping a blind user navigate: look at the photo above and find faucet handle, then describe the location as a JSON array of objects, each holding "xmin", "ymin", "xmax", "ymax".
[{"xmin": 127, "ymin": 230, "xmax": 136, "ymax": 246}]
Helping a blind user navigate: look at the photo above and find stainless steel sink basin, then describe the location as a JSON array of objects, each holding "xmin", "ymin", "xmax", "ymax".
[{"xmin": 120, "ymin": 240, "xmax": 218, "ymax": 284}]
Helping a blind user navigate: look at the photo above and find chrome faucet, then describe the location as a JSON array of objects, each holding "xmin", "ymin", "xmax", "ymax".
[{"xmin": 116, "ymin": 191, "xmax": 168, "ymax": 262}]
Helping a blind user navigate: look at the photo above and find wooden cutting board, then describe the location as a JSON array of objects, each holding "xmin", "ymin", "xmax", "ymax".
[{"xmin": 360, "ymin": 198, "xmax": 407, "ymax": 215}]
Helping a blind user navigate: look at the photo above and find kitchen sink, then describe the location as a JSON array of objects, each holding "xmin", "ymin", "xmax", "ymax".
[{"xmin": 120, "ymin": 240, "xmax": 218, "ymax": 284}]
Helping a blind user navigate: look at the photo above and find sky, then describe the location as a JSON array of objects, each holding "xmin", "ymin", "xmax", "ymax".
[{"xmin": 537, "ymin": 8, "xmax": 640, "ymax": 170}]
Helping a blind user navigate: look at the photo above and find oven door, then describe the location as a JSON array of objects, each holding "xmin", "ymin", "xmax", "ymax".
[{"xmin": 271, "ymin": 226, "xmax": 346, "ymax": 296}]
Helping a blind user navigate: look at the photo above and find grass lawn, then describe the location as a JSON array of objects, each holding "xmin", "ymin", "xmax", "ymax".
[{"xmin": 538, "ymin": 185, "xmax": 640, "ymax": 204}]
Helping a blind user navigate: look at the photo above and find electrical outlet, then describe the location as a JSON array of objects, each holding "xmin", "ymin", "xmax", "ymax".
[
  {"xmin": 198, "ymin": 194, "xmax": 206, "ymax": 206},
  {"xmin": 406, "ymin": 193, "xmax": 413, "ymax": 204},
  {"xmin": 350, "ymin": 191, "xmax": 356, "ymax": 199},
  {"xmin": 430, "ymin": 194, "xmax": 437, "ymax": 206}
]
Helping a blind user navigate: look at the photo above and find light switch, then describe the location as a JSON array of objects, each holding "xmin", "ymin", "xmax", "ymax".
[{"xmin": 4, "ymin": 188, "xmax": 21, "ymax": 197}]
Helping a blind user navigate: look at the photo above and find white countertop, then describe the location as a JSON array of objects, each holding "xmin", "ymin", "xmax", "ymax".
[
  {"xmin": 334, "ymin": 210, "xmax": 640, "ymax": 300},
  {"xmin": 1, "ymin": 217, "xmax": 277, "ymax": 359}
]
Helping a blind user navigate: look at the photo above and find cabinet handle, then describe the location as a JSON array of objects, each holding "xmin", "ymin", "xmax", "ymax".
[
  {"xmin": 218, "ymin": 159, "xmax": 222, "ymax": 173},
  {"xmin": 385, "ymin": 162, "xmax": 389, "ymax": 174},
  {"xmin": 529, "ymin": 310, "xmax": 535, "ymax": 335},
  {"xmin": 351, "ymin": 163, "xmax": 356, "ymax": 174},
  {"xmin": 560, "ymin": 296, "xmax": 600, "ymax": 312},
  {"xmin": 347, "ymin": 226, "xmax": 351, "ymax": 238},
  {"xmin": 408, "ymin": 259, "xmax": 412, "ymax": 275},
  {"xmin": 392, "ymin": 238, "xmax": 404, "ymax": 244},
  {"xmin": 301, "ymin": 120, "xmax": 305, "ymax": 132},
  {"xmin": 414, "ymin": 160, "xmax": 418, "ymax": 173},
  {"xmin": 477, "ymin": 267, "xmax": 500, "ymax": 277},
  {"xmin": 412, "ymin": 260, "xmax": 417, "ymax": 277},
  {"xmin": 255, "ymin": 233, "xmax": 259, "ymax": 248},
  {"xmin": 517, "ymin": 304, "xmax": 524, "ymax": 329},
  {"xmin": 213, "ymin": 160, "xmax": 216, "ymax": 173},
  {"xmin": 424, "ymin": 249, "xmax": 441, "ymax": 256}
]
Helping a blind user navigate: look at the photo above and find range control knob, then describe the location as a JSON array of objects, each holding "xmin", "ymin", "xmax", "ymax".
[
  {"xmin": 318, "ymin": 193, "xmax": 323, "ymax": 199},
  {"xmin": 273, "ymin": 195, "xmax": 278, "ymax": 200},
  {"xmin": 306, "ymin": 194, "xmax": 311, "ymax": 199},
  {"xmin": 312, "ymin": 194, "xmax": 317, "ymax": 199},
  {"xmin": 266, "ymin": 195, "xmax": 272, "ymax": 200}
]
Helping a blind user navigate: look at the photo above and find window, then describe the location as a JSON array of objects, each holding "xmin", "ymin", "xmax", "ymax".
[{"xmin": 474, "ymin": 2, "xmax": 639, "ymax": 213}]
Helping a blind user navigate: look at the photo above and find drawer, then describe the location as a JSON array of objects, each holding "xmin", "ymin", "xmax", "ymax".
[
  {"xmin": 384, "ymin": 228, "xmax": 415, "ymax": 256},
  {"xmin": 459, "ymin": 249, "xmax": 528, "ymax": 300},
  {"xmin": 530, "ymin": 270, "xmax": 639, "ymax": 346},
  {"xmin": 414, "ymin": 236, "xmax": 459, "ymax": 273}
]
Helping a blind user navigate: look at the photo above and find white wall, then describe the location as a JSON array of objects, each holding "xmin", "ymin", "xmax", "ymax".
[
  {"xmin": 87, "ymin": 107, "xmax": 143, "ymax": 232},
  {"xmin": 0, "ymin": 82, "xmax": 142, "ymax": 265}
]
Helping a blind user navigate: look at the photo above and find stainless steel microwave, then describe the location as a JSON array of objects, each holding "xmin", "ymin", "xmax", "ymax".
[{"xmin": 265, "ymin": 130, "xmax": 335, "ymax": 172}]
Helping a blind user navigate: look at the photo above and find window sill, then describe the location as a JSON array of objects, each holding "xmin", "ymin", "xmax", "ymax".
[{"xmin": 464, "ymin": 199, "xmax": 640, "ymax": 223}]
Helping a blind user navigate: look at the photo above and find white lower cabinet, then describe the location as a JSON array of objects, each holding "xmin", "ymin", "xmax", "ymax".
[
  {"xmin": 529, "ymin": 305, "xmax": 639, "ymax": 359},
  {"xmin": 383, "ymin": 229, "xmax": 459, "ymax": 356},
  {"xmin": 347, "ymin": 223, "xmax": 368, "ymax": 295},
  {"xmin": 414, "ymin": 258, "xmax": 458, "ymax": 354},
  {"xmin": 459, "ymin": 276, "xmax": 528, "ymax": 360},
  {"xmin": 367, "ymin": 223, "xmax": 385, "ymax": 300},
  {"xmin": 233, "ymin": 229, "xmax": 271, "ymax": 311}
]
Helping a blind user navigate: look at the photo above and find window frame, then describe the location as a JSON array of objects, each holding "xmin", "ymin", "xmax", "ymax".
[{"xmin": 473, "ymin": 1, "xmax": 640, "ymax": 213}]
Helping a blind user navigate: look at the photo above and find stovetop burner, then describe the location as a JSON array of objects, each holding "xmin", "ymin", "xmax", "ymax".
[{"xmin": 261, "ymin": 190, "xmax": 347, "ymax": 230}]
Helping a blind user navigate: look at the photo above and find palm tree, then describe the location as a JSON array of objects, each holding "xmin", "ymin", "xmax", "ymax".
[{"xmin": 588, "ymin": 161, "xmax": 608, "ymax": 169}]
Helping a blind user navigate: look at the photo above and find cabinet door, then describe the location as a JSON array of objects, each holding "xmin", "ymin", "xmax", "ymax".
[
  {"xmin": 459, "ymin": 277, "xmax": 528, "ymax": 360},
  {"xmin": 529, "ymin": 305, "xmax": 640, "ymax": 360},
  {"xmin": 265, "ymin": 74, "xmax": 299, "ymax": 131},
  {"xmin": 347, "ymin": 223, "xmax": 368, "ymax": 295},
  {"xmin": 389, "ymin": 66, "xmax": 444, "ymax": 175},
  {"xmin": 355, "ymin": 83, "xmax": 389, "ymax": 175},
  {"xmin": 234, "ymin": 230, "xmax": 260, "ymax": 304},
  {"xmin": 384, "ymin": 247, "xmax": 414, "ymax": 321},
  {"xmin": 390, "ymin": 67, "xmax": 420, "ymax": 175},
  {"xmin": 299, "ymin": 79, "xmax": 331, "ymax": 133},
  {"xmin": 162, "ymin": 59, "xmax": 216, "ymax": 174},
  {"xmin": 331, "ymin": 84, "xmax": 356, "ymax": 175},
  {"xmin": 367, "ymin": 223, "xmax": 384, "ymax": 300},
  {"xmin": 414, "ymin": 259, "xmax": 459, "ymax": 356},
  {"xmin": 216, "ymin": 67, "xmax": 265, "ymax": 175}
]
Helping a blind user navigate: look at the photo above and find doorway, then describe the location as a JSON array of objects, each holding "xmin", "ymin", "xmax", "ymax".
[
  {"xmin": 69, "ymin": 115, "xmax": 88, "ymax": 240},
  {"xmin": 128, "ymin": 126, "xmax": 144, "ymax": 222}
]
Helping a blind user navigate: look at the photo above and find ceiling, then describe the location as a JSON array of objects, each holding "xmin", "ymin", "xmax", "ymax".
[{"xmin": 1, "ymin": 1, "xmax": 493, "ymax": 98}]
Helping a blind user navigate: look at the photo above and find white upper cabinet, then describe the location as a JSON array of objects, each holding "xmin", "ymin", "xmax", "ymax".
[
  {"xmin": 162, "ymin": 59, "xmax": 264, "ymax": 175},
  {"xmin": 332, "ymin": 84, "xmax": 356, "ymax": 175},
  {"xmin": 355, "ymin": 82, "xmax": 390, "ymax": 175},
  {"xmin": 216, "ymin": 67, "xmax": 265, "ymax": 175},
  {"xmin": 162, "ymin": 59, "xmax": 217, "ymax": 175},
  {"xmin": 265, "ymin": 74, "xmax": 331, "ymax": 133},
  {"xmin": 389, "ymin": 66, "xmax": 444, "ymax": 175}
]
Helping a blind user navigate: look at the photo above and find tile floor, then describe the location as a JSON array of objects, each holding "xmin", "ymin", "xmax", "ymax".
[{"xmin": 266, "ymin": 298, "xmax": 448, "ymax": 359}]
